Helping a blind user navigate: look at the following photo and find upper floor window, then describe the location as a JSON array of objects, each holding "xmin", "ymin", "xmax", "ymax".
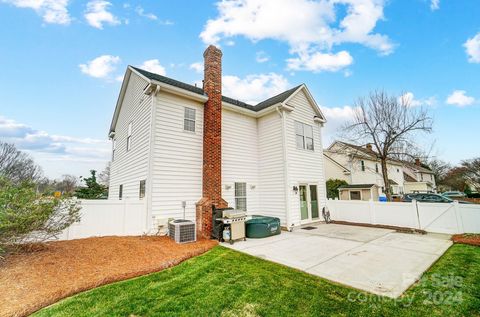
[
  {"xmin": 360, "ymin": 160, "xmax": 365, "ymax": 171},
  {"xmin": 184, "ymin": 107, "xmax": 196, "ymax": 132},
  {"xmin": 235, "ymin": 182, "xmax": 247, "ymax": 211},
  {"xmin": 126, "ymin": 123, "xmax": 132, "ymax": 151},
  {"xmin": 139, "ymin": 180, "xmax": 146, "ymax": 199},
  {"xmin": 119, "ymin": 184, "xmax": 123, "ymax": 200},
  {"xmin": 295, "ymin": 121, "xmax": 314, "ymax": 151},
  {"xmin": 375, "ymin": 163, "xmax": 379, "ymax": 173}
]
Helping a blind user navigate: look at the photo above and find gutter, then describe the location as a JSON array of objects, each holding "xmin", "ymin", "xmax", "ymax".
[{"xmin": 276, "ymin": 106, "xmax": 292, "ymax": 231}]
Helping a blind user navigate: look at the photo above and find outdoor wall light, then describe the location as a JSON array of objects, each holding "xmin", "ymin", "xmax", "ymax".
[
  {"xmin": 224, "ymin": 184, "xmax": 232, "ymax": 190},
  {"xmin": 293, "ymin": 186, "xmax": 299, "ymax": 194},
  {"xmin": 250, "ymin": 184, "xmax": 256, "ymax": 190}
]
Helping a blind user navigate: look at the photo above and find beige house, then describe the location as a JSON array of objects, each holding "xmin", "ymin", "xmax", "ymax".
[
  {"xmin": 403, "ymin": 159, "xmax": 436, "ymax": 193},
  {"xmin": 338, "ymin": 184, "xmax": 380, "ymax": 201}
]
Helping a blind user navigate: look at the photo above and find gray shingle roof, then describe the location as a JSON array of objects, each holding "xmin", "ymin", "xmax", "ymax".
[{"xmin": 131, "ymin": 66, "xmax": 301, "ymax": 112}]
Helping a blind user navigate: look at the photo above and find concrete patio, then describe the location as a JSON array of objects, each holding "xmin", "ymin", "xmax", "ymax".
[{"xmin": 223, "ymin": 223, "xmax": 452, "ymax": 298}]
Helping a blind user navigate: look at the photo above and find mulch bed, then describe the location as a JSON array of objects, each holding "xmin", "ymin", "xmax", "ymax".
[
  {"xmin": 452, "ymin": 234, "xmax": 480, "ymax": 246},
  {"xmin": 331, "ymin": 220, "xmax": 427, "ymax": 234},
  {"xmin": 0, "ymin": 236, "xmax": 217, "ymax": 317}
]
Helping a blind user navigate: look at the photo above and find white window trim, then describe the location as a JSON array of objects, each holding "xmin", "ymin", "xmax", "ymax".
[
  {"xmin": 112, "ymin": 138, "xmax": 116, "ymax": 161},
  {"xmin": 183, "ymin": 107, "xmax": 196, "ymax": 133},
  {"xmin": 295, "ymin": 121, "xmax": 314, "ymax": 151},
  {"xmin": 234, "ymin": 182, "xmax": 247, "ymax": 211},
  {"xmin": 126, "ymin": 122, "xmax": 132, "ymax": 152},
  {"xmin": 349, "ymin": 190, "xmax": 362, "ymax": 200}
]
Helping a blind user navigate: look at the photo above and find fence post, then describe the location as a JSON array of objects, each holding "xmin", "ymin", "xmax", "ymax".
[
  {"xmin": 453, "ymin": 201, "xmax": 464, "ymax": 234},
  {"xmin": 412, "ymin": 200, "xmax": 421, "ymax": 230},
  {"xmin": 122, "ymin": 200, "xmax": 127, "ymax": 235}
]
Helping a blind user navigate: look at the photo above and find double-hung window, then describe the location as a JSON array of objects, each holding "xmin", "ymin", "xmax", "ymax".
[
  {"xmin": 184, "ymin": 107, "xmax": 196, "ymax": 132},
  {"xmin": 235, "ymin": 182, "xmax": 247, "ymax": 211},
  {"xmin": 119, "ymin": 184, "xmax": 123, "ymax": 200},
  {"xmin": 126, "ymin": 123, "xmax": 132, "ymax": 151},
  {"xmin": 295, "ymin": 121, "xmax": 314, "ymax": 151}
]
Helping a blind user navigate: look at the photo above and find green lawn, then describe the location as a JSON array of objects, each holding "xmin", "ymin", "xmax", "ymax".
[{"xmin": 35, "ymin": 244, "xmax": 480, "ymax": 317}]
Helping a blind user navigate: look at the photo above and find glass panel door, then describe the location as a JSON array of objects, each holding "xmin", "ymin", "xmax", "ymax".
[
  {"xmin": 310, "ymin": 185, "xmax": 319, "ymax": 219},
  {"xmin": 299, "ymin": 185, "xmax": 308, "ymax": 220}
]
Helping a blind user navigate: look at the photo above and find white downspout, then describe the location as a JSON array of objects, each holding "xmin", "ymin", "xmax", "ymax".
[
  {"xmin": 276, "ymin": 106, "xmax": 292, "ymax": 231},
  {"xmin": 145, "ymin": 85, "xmax": 160, "ymax": 234}
]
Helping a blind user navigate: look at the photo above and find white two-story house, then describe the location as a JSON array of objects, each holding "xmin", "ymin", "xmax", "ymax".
[
  {"xmin": 324, "ymin": 141, "xmax": 405, "ymax": 200},
  {"xmin": 108, "ymin": 45, "xmax": 328, "ymax": 234}
]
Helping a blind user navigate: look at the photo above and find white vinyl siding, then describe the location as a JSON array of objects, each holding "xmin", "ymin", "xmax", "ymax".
[
  {"xmin": 183, "ymin": 107, "xmax": 196, "ymax": 132},
  {"xmin": 222, "ymin": 109, "xmax": 260, "ymax": 214},
  {"xmin": 285, "ymin": 89, "xmax": 327, "ymax": 226},
  {"xmin": 257, "ymin": 111, "xmax": 287, "ymax": 224},
  {"xmin": 127, "ymin": 122, "xmax": 132, "ymax": 151},
  {"xmin": 108, "ymin": 72, "xmax": 151, "ymax": 200},
  {"xmin": 150, "ymin": 92, "xmax": 204, "ymax": 221}
]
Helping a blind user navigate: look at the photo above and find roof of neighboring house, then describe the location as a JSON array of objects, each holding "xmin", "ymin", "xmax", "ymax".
[
  {"xmin": 389, "ymin": 179, "xmax": 398, "ymax": 185},
  {"xmin": 131, "ymin": 66, "xmax": 301, "ymax": 112},
  {"xmin": 327, "ymin": 141, "xmax": 403, "ymax": 166},
  {"xmin": 403, "ymin": 172, "xmax": 417, "ymax": 182},
  {"xmin": 403, "ymin": 161, "xmax": 434, "ymax": 174},
  {"xmin": 323, "ymin": 153, "xmax": 351, "ymax": 173},
  {"xmin": 338, "ymin": 184, "xmax": 377, "ymax": 189}
]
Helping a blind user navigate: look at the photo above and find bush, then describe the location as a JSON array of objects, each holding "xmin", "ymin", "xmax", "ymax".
[
  {"xmin": 0, "ymin": 178, "xmax": 81, "ymax": 258},
  {"xmin": 326, "ymin": 179, "xmax": 348, "ymax": 199}
]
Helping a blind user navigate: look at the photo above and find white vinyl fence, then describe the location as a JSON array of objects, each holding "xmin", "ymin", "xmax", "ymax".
[
  {"xmin": 58, "ymin": 199, "xmax": 148, "ymax": 240},
  {"xmin": 326, "ymin": 199, "xmax": 480, "ymax": 234}
]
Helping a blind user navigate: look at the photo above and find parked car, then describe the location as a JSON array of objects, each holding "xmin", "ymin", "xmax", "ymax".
[
  {"xmin": 402, "ymin": 193, "xmax": 471, "ymax": 204},
  {"xmin": 442, "ymin": 191, "xmax": 466, "ymax": 198}
]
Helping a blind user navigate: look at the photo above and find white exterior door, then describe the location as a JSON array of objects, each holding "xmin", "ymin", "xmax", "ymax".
[{"xmin": 299, "ymin": 184, "xmax": 320, "ymax": 224}]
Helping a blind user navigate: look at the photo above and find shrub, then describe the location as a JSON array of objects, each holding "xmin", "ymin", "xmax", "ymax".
[
  {"xmin": 0, "ymin": 178, "xmax": 81, "ymax": 258},
  {"xmin": 75, "ymin": 170, "xmax": 107, "ymax": 199},
  {"xmin": 326, "ymin": 179, "xmax": 348, "ymax": 199}
]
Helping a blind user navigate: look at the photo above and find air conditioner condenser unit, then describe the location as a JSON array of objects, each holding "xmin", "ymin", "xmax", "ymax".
[{"xmin": 168, "ymin": 219, "xmax": 196, "ymax": 243}]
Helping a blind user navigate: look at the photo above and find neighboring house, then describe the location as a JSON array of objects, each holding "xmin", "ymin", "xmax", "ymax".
[
  {"xmin": 403, "ymin": 159, "xmax": 436, "ymax": 193},
  {"xmin": 324, "ymin": 141, "xmax": 405, "ymax": 200},
  {"xmin": 108, "ymin": 45, "xmax": 328, "ymax": 235},
  {"xmin": 323, "ymin": 153, "xmax": 351, "ymax": 183}
]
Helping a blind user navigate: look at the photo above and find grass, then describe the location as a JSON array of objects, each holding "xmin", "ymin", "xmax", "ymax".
[{"xmin": 35, "ymin": 244, "xmax": 480, "ymax": 317}]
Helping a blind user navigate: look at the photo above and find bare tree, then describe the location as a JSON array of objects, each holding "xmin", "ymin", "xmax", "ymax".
[
  {"xmin": 97, "ymin": 162, "xmax": 110, "ymax": 186},
  {"xmin": 0, "ymin": 141, "xmax": 42, "ymax": 183},
  {"xmin": 461, "ymin": 158, "xmax": 480, "ymax": 192},
  {"xmin": 57, "ymin": 174, "xmax": 79, "ymax": 194},
  {"xmin": 428, "ymin": 159, "xmax": 451, "ymax": 185},
  {"xmin": 342, "ymin": 90, "xmax": 433, "ymax": 200}
]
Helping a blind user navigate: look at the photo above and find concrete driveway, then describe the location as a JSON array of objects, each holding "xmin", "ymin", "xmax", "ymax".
[{"xmin": 223, "ymin": 223, "xmax": 452, "ymax": 298}]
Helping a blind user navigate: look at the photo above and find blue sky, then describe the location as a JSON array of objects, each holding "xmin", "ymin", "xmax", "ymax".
[{"xmin": 0, "ymin": 0, "xmax": 479, "ymax": 179}]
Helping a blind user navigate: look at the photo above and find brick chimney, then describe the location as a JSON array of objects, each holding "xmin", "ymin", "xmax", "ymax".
[
  {"xmin": 196, "ymin": 45, "xmax": 228, "ymax": 239},
  {"xmin": 415, "ymin": 158, "xmax": 421, "ymax": 166},
  {"xmin": 366, "ymin": 144, "xmax": 373, "ymax": 151}
]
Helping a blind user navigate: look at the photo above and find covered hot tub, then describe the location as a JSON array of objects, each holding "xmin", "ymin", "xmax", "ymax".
[{"xmin": 245, "ymin": 215, "xmax": 281, "ymax": 238}]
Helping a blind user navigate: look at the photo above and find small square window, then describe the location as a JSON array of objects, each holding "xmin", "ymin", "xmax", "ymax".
[
  {"xmin": 126, "ymin": 123, "xmax": 132, "ymax": 151},
  {"xmin": 184, "ymin": 107, "xmax": 196, "ymax": 132},
  {"xmin": 350, "ymin": 191, "xmax": 361, "ymax": 200}
]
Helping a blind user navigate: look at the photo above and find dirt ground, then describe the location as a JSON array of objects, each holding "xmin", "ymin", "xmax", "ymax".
[
  {"xmin": 0, "ymin": 236, "xmax": 217, "ymax": 317},
  {"xmin": 452, "ymin": 234, "xmax": 480, "ymax": 246}
]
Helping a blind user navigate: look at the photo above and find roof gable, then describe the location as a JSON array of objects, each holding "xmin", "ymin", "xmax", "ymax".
[{"xmin": 284, "ymin": 85, "xmax": 326, "ymax": 122}]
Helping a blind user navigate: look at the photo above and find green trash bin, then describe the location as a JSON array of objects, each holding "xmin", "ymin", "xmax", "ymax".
[{"xmin": 246, "ymin": 215, "xmax": 281, "ymax": 238}]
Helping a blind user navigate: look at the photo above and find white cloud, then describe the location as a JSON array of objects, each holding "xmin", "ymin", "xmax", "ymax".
[
  {"xmin": 200, "ymin": 0, "xmax": 394, "ymax": 72},
  {"xmin": 135, "ymin": 6, "xmax": 157, "ymax": 20},
  {"xmin": 2, "ymin": 0, "xmax": 71, "ymax": 24},
  {"xmin": 189, "ymin": 62, "xmax": 203, "ymax": 73},
  {"xmin": 464, "ymin": 33, "xmax": 480, "ymax": 63},
  {"xmin": 446, "ymin": 90, "xmax": 475, "ymax": 107},
  {"xmin": 398, "ymin": 92, "xmax": 437, "ymax": 107},
  {"xmin": 320, "ymin": 105, "xmax": 357, "ymax": 144},
  {"xmin": 138, "ymin": 59, "xmax": 166, "ymax": 75},
  {"xmin": 223, "ymin": 73, "xmax": 290, "ymax": 104},
  {"xmin": 0, "ymin": 115, "xmax": 110, "ymax": 178},
  {"xmin": 256, "ymin": 51, "xmax": 270, "ymax": 63},
  {"xmin": 84, "ymin": 0, "xmax": 120, "ymax": 29},
  {"xmin": 286, "ymin": 50, "xmax": 353, "ymax": 72},
  {"xmin": 430, "ymin": 0, "xmax": 439, "ymax": 11},
  {"xmin": 225, "ymin": 40, "xmax": 235, "ymax": 46},
  {"xmin": 79, "ymin": 55, "xmax": 121, "ymax": 79}
]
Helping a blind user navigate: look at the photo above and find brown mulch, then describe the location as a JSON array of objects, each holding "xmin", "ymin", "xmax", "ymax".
[
  {"xmin": 0, "ymin": 236, "xmax": 218, "ymax": 317},
  {"xmin": 331, "ymin": 220, "xmax": 427, "ymax": 234},
  {"xmin": 452, "ymin": 234, "xmax": 480, "ymax": 246}
]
